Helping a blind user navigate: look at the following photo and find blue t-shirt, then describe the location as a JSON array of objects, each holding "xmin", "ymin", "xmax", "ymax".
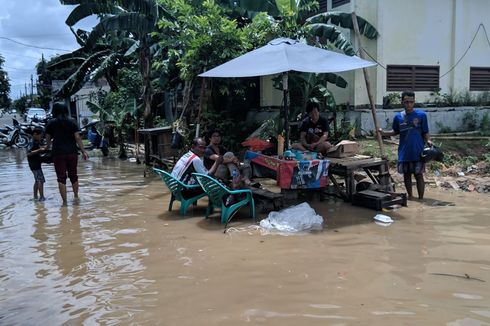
[{"xmin": 392, "ymin": 109, "xmax": 429, "ymax": 162}]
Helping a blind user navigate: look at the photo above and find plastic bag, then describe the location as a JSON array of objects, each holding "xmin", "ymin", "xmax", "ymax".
[
  {"xmin": 259, "ymin": 202, "xmax": 323, "ymax": 233},
  {"xmin": 40, "ymin": 150, "xmax": 53, "ymax": 164},
  {"xmin": 373, "ymin": 213, "xmax": 393, "ymax": 227},
  {"xmin": 171, "ymin": 131, "xmax": 183, "ymax": 149},
  {"xmin": 420, "ymin": 145, "xmax": 444, "ymax": 163}
]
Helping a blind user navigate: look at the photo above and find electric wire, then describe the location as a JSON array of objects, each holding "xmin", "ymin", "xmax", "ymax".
[
  {"xmin": 358, "ymin": 23, "xmax": 490, "ymax": 82},
  {"xmin": 0, "ymin": 36, "xmax": 71, "ymax": 52}
]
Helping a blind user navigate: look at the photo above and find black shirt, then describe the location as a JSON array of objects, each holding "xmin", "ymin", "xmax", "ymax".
[
  {"xmin": 204, "ymin": 145, "xmax": 227, "ymax": 170},
  {"xmin": 299, "ymin": 116, "xmax": 329, "ymax": 139},
  {"xmin": 45, "ymin": 117, "xmax": 80, "ymax": 156},
  {"xmin": 27, "ymin": 140, "xmax": 42, "ymax": 170}
]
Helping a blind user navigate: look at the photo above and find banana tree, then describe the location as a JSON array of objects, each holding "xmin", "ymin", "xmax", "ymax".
[{"xmin": 58, "ymin": 0, "xmax": 172, "ymax": 128}]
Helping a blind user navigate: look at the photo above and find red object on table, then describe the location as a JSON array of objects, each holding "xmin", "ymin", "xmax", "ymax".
[
  {"xmin": 245, "ymin": 151, "xmax": 329, "ymax": 189},
  {"xmin": 241, "ymin": 137, "xmax": 273, "ymax": 152}
]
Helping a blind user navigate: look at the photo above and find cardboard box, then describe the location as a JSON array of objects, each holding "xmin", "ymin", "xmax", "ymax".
[{"xmin": 326, "ymin": 140, "xmax": 359, "ymax": 158}]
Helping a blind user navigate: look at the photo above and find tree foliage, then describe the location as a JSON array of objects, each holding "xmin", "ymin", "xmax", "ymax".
[{"xmin": 0, "ymin": 55, "xmax": 11, "ymax": 109}]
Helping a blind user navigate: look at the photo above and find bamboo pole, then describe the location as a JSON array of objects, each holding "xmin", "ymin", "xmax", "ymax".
[{"xmin": 351, "ymin": 12, "xmax": 385, "ymax": 158}]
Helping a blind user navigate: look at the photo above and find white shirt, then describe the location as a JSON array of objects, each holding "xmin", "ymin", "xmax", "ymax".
[{"xmin": 171, "ymin": 150, "xmax": 207, "ymax": 184}]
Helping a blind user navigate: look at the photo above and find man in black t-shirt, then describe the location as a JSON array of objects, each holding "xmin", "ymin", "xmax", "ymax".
[{"xmin": 291, "ymin": 102, "xmax": 332, "ymax": 155}]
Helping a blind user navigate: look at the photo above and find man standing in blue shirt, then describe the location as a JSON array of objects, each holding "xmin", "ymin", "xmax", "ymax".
[{"xmin": 379, "ymin": 91, "xmax": 432, "ymax": 200}]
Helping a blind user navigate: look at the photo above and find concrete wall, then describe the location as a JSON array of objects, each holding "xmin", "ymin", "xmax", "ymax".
[
  {"xmin": 247, "ymin": 106, "xmax": 490, "ymax": 136},
  {"xmin": 349, "ymin": 106, "xmax": 490, "ymax": 135},
  {"xmin": 260, "ymin": 75, "xmax": 283, "ymax": 107}
]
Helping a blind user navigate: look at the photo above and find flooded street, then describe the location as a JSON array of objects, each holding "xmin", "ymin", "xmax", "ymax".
[{"xmin": 1, "ymin": 147, "xmax": 490, "ymax": 325}]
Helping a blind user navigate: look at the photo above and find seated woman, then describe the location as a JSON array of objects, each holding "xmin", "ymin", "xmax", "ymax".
[
  {"xmin": 203, "ymin": 129, "xmax": 253, "ymax": 189},
  {"xmin": 291, "ymin": 101, "xmax": 333, "ymax": 156}
]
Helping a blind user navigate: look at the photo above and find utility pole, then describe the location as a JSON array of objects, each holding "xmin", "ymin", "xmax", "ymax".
[{"xmin": 30, "ymin": 74, "xmax": 34, "ymax": 104}]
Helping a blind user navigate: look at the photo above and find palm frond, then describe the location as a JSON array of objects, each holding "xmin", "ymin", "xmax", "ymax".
[
  {"xmin": 306, "ymin": 23, "xmax": 355, "ymax": 55},
  {"xmin": 90, "ymin": 53, "xmax": 119, "ymax": 82},
  {"xmin": 66, "ymin": 3, "xmax": 123, "ymax": 27},
  {"xmin": 55, "ymin": 50, "xmax": 111, "ymax": 97},
  {"xmin": 307, "ymin": 11, "xmax": 379, "ymax": 39},
  {"xmin": 85, "ymin": 13, "xmax": 155, "ymax": 49}
]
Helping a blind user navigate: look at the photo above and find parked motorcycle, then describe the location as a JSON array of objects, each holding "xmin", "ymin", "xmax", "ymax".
[
  {"xmin": 14, "ymin": 118, "xmax": 45, "ymax": 139},
  {"xmin": 0, "ymin": 119, "xmax": 31, "ymax": 148}
]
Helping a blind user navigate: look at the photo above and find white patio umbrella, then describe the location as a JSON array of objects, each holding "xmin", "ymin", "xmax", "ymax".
[{"xmin": 199, "ymin": 37, "xmax": 377, "ymax": 147}]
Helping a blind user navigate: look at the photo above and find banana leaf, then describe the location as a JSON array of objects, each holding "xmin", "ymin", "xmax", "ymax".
[
  {"xmin": 307, "ymin": 11, "xmax": 379, "ymax": 39},
  {"xmin": 305, "ymin": 24, "xmax": 355, "ymax": 55}
]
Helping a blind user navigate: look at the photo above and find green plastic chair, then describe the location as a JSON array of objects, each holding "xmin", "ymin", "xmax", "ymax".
[
  {"xmin": 153, "ymin": 168, "xmax": 207, "ymax": 215},
  {"xmin": 192, "ymin": 173, "xmax": 255, "ymax": 225}
]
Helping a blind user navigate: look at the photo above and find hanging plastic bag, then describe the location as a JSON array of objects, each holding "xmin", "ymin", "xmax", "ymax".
[
  {"xmin": 40, "ymin": 150, "xmax": 53, "ymax": 164},
  {"xmin": 171, "ymin": 118, "xmax": 188, "ymax": 149},
  {"xmin": 260, "ymin": 202, "xmax": 324, "ymax": 233},
  {"xmin": 171, "ymin": 131, "xmax": 183, "ymax": 149}
]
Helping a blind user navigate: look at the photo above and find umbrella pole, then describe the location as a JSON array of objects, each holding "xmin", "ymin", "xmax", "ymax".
[
  {"xmin": 283, "ymin": 72, "xmax": 289, "ymax": 151},
  {"xmin": 351, "ymin": 12, "xmax": 385, "ymax": 158}
]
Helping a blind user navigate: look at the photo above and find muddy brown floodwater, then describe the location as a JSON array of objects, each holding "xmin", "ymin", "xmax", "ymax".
[{"xmin": 1, "ymin": 147, "xmax": 490, "ymax": 325}]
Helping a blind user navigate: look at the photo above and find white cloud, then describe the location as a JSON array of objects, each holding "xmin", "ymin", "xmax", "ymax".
[{"xmin": 0, "ymin": 0, "xmax": 97, "ymax": 100}]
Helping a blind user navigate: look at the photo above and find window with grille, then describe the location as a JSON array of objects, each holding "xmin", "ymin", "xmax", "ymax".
[
  {"xmin": 332, "ymin": 0, "xmax": 350, "ymax": 8},
  {"xmin": 386, "ymin": 65, "xmax": 440, "ymax": 91},
  {"xmin": 470, "ymin": 67, "xmax": 490, "ymax": 91}
]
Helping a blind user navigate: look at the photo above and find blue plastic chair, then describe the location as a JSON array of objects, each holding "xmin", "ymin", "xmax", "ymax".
[
  {"xmin": 153, "ymin": 168, "xmax": 206, "ymax": 215},
  {"xmin": 192, "ymin": 173, "xmax": 255, "ymax": 224}
]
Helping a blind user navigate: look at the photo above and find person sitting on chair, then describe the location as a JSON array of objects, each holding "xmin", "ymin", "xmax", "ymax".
[
  {"xmin": 203, "ymin": 129, "xmax": 253, "ymax": 189},
  {"xmin": 291, "ymin": 101, "xmax": 333, "ymax": 156},
  {"xmin": 171, "ymin": 137, "xmax": 222, "ymax": 196}
]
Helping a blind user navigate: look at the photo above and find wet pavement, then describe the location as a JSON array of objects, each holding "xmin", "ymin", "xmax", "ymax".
[{"xmin": 1, "ymin": 147, "xmax": 489, "ymax": 325}]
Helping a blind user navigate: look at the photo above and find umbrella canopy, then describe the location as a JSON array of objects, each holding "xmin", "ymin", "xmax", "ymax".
[
  {"xmin": 199, "ymin": 37, "xmax": 377, "ymax": 148},
  {"xmin": 199, "ymin": 37, "xmax": 376, "ymax": 77}
]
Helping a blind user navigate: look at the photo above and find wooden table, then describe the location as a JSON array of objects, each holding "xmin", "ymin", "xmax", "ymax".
[{"xmin": 327, "ymin": 155, "xmax": 392, "ymax": 201}]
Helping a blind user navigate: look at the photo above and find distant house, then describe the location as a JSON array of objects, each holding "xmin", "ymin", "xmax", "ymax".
[
  {"xmin": 261, "ymin": 0, "xmax": 490, "ymax": 108},
  {"xmin": 52, "ymin": 78, "xmax": 110, "ymax": 125}
]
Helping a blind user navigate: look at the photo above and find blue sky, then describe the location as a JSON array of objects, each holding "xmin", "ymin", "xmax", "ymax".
[{"xmin": 0, "ymin": 0, "xmax": 96, "ymax": 101}]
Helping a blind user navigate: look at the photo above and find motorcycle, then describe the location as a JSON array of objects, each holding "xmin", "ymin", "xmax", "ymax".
[
  {"xmin": 0, "ymin": 119, "xmax": 31, "ymax": 148},
  {"xmin": 14, "ymin": 118, "xmax": 45, "ymax": 139}
]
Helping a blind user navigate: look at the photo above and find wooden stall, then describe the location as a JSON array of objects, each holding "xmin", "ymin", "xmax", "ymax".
[{"xmin": 138, "ymin": 126, "xmax": 179, "ymax": 176}]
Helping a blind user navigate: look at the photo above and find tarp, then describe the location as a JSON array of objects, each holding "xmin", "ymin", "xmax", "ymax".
[{"xmin": 199, "ymin": 37, "xmax": 376, "ymax": 78}]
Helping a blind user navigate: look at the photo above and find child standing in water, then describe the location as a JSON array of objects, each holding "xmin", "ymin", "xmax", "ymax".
[{"xmin": 27, "ymin": 128, "xmax": 46, "ymax": 201}]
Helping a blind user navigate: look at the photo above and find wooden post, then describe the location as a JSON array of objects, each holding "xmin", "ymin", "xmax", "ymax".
[
  {"xmin": 351, "ymin": 12, "xmax": 385, "ymax": 158},
  {"xmin": 195, "ymin": 77, "xmax": 207, "ymax": 137},
  {"xmin": 283, "ymin": 72, "xmax": 289, "ymax": 150}
]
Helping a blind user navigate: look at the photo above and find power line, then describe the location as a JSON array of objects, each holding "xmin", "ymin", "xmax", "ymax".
[
  {"xmin": 359, "ymin": 23, "xmax": 490, "ymax": 81},
  {"xmin": 440, "ymin": 23, "xmax": 489, "ymax": 79},
  {"xmin": 5, "ymin": 66, "xmax": 35, "ymax": 71},
  {"xmin": 0, "ymin": 36, "xmax": 71, "ymax": 52}
]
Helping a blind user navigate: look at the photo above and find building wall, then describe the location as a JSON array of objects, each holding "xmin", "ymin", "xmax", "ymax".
[
  {"xmin": 351, "ymin": 106, "xmax": 490, "ymax": 135},
  {"xmin": 260, "ymin": 75, "xmax": 283, "ymax": 107},
  {"xmin": 258, "ymin": 0, "xmax": 490, "ymax": 109},
  {"xmin": 72, "ymin": 81, "xmax": 110, "ymax": 125},
  {"xmin": 364, "ymin": 0, "xmax": 490, "ymax": 104}
]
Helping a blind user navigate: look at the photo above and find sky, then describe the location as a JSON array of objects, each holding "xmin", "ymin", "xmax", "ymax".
[{"xmin": 0, "ymin": 0, "xmax": 97, "ymax": 101}]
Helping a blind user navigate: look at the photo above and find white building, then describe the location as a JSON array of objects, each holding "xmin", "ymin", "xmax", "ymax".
[
  {"xmin": 262, "ymin": 0, "xmax": 490, "ymax": 107},
  {"xmin": 52, "ymin": 79, "xmax": 110, "ymax": 125}
]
